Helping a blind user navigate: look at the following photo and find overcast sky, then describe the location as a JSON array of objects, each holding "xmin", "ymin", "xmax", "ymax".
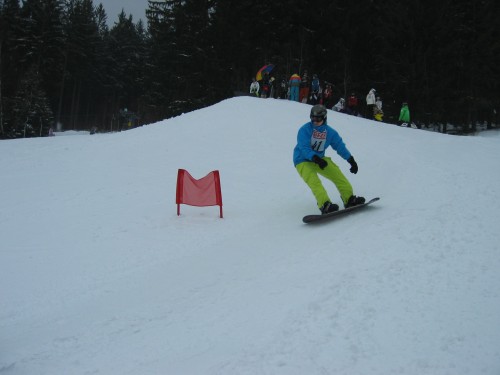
[{"xmin": 97, "ymin": 0, "xmax": 149, "ymax": 26}]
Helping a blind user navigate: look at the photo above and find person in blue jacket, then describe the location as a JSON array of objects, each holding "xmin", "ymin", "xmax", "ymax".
[{"xmin": 293, "ymin": 104, "xmax": 365, "ymax": 214}]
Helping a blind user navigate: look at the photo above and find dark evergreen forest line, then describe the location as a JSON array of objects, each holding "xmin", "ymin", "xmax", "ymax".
[{"xmin": 1, "ymin": 0, "xmax": 499, "ymax": 138}]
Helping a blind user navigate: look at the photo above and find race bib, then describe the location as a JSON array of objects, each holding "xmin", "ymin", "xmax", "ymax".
[{"xmin": 311, "ymin": 129, "xmax": 327, "ymax": 152}]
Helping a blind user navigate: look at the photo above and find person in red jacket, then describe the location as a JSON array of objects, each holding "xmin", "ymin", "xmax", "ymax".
[
  {"xmin": 346, "ymin": 93, "xmax": 359, "ymax": 116},
  {"xmin": 322, "ymin": 83, "xmax": 334, "ymax": 108}
]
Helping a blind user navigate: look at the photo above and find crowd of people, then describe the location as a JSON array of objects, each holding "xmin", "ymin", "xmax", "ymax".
[{"xmin": 250, "ymin": 71, "xmax": 414, "ymax": 127}]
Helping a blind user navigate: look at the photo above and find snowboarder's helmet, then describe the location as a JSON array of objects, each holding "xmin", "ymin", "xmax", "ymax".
[{"xmin": 310, "ymin": 104, "xmax": 327, "ymax": 122}]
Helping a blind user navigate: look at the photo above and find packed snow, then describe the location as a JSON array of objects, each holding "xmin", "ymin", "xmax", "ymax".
[{"xmin": 1, "ymin": 97, "xmax": 499, "ymax": 374}]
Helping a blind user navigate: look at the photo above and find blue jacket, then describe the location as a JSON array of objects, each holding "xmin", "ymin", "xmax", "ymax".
[
  {"xmin": 311, "ymin": 79, "xmax": 320, "ymax": 93},
  {"xmin": 293, "ymin": 121, "xmax": 351, "ymax": 166}
]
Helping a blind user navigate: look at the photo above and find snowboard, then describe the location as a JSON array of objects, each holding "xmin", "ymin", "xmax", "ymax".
[{"xmin": 302, "ymin": 197, "xmax": 380, "ymax": 224}]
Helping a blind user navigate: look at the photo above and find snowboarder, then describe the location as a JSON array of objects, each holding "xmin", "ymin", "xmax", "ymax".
[{"xmin": 293, "ymin": 104, "xmax": 365, "ymax": 214}]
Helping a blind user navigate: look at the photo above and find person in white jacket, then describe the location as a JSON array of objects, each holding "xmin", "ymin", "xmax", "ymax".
[
  {"xmin": 250, "ymin": 78, "xmax": 260, "ymax": 97},
  {"xmin": 332, "ymin": 98, "xmax": 345, "ymax": 112},
  {"xmin": 366, "ymin": 88, "xmax": 376, "ymax": 119},
  {"xmin": 374, "ymin": 96, "xmax": 384, "ymax": 121}
]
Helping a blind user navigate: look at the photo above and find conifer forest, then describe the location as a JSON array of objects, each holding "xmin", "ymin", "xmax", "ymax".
[{"xmin": 0, "ymin": 0, "xmax": 499, "ymax": 138}]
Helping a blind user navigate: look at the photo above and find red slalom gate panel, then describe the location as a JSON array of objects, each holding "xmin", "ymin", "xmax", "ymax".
[{"xmin": 176, "ymin": 169, "xmax": 223, "ymax": 218}]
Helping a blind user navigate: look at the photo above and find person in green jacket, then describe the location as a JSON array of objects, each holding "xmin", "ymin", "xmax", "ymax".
[{"xmin": 398, "ymin": 102, "xmax": 410, "ymax": 126}]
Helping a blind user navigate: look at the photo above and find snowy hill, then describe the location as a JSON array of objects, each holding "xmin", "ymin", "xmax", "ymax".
[{"xmin": 1, "ymin": 97, "xmax": 500, "ymax": 374}]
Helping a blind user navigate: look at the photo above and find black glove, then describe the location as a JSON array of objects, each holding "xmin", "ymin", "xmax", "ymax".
[
  {"xmin": 312, "ymin": 155, "xmax": 328, "ymax": 169},
  {"xmin": 347, "ymin": 156, "xmax": 358, "ymax": 174}
]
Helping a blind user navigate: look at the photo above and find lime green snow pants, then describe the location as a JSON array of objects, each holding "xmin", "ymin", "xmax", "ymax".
[{"xmin": 296, "ymin": 157, "xmax": 353, "ymax": 208}]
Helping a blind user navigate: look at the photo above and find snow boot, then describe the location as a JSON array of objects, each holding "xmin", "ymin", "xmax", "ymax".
[
  {"xmin": 320, "ymin": 201, "xmax": 339, "ymax": 214},
  {"xmin": 345, "ymin": 195, "xmax": 365, "ymax": 208}
]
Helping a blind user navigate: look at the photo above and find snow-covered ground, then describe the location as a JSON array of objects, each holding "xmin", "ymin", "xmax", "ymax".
[{"xmin": 1, "ymin": 97, "xmax": 499, "ymax": 374}]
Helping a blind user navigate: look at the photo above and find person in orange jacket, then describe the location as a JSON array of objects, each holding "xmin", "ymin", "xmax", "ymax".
[{"xmin": 288, "ymin": 73, "xmax": 301, "ymax": 101}]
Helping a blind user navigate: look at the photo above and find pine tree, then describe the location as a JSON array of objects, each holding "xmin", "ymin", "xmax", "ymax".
[
  {"xmin": 0, "ymin": 0, "xmax": 24, "ymax": 138},
  {"xmin": 108, "ymin": 11, "xmax": 147, "ymax": 122},
  {"xmin": 19, "ymin": 0, "xmax": 65, "ymax": 100},
  {"xmin": 62, "ymin": 0, "xmax": 104, "ymax": 130},
  {"xmin": 11, "ymin": 66, "xmax": 53, "ymax": 137}
]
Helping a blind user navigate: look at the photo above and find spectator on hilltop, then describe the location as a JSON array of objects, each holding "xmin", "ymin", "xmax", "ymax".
[
  {"xmin": 346, "ymin": 93, "xmax": 359, "ymax": 116},
  {"xmin": 299, "ymin": 70, "xmax": 310, "ymax": 103},
  {"xmin": 333, "ymin": 97, "xmax": 346, "ymax": 113},
  {"xmin": 322, "ymin": 83, "xmax": 334, "ymax": 108},
  {"xmin": 366, "ymin": 88, "xmax": 376, "ymax": 119},
  {"xmin": 259, "ymin": 72, "xmax": 270, "ymax": 98},
  {"xmin": 250, "ymin": 77, "xmax": 259, "ymax": 97},
  {"xmin": 269, "ymin": 76, "xmax": 275, "ymax": 98},
  {"xmin": 399, "ymin": 102, "xmax": 412, "ymax": 127},
  {"xmin": 288, "ymin": 73, "xmax": 301, "ymax": 102},
  {"xmin": 277, "ymin": 76, "xmax": 288, "ymax": 99},
  {"xmin": 374, "ymin": 96, "xmax": 384, "ymax": 122},
  {"xmin": 309, "ymin": 74, "xmax": 321, "ymax": 104}
]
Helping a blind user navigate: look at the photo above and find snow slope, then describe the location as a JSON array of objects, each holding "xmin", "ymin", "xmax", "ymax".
[{"xmin": 1, "ymin": 97, "xmax": 500, "ymax": 374}]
